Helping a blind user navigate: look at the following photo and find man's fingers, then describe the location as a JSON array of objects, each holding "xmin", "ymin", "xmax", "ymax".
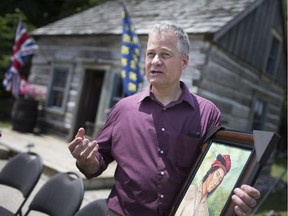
[
  {"xmin": 234, "ymin": 205, "xmax": 245, "ymax": 216},
  {"xmin": 70, "ymin": 138, "xmax": 89, "ymax": 159},
  {"xmin": 241, "ymin": 184, "xmax": 261, "ymax": 200},
  {"xmin": 89, "ymin": 146, "xmax": 99, "ymax": 159},
  {"xmin": 68, "ymin": 137, "xmax": 83, "ymax": 152},
  {"xmin": 232, "ymin": 193, "xmax": 252, "ymax": 214},
  {"xmin": 69, "ymin": 128, "xmax": 86, "ymax": 153},
  {"xmin": 232, "ymin": 187, "xmax": 256, "ymax": 215},
  {"xmin": 80, "ymin": 140, "xmax": 99, "ymax": 159}
]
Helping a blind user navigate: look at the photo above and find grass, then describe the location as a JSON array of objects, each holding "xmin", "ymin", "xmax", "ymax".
[
  {"xmin": 253, "ymin": 156, "xmax": 287, "ymax": 216},
  {"xmin": 256, "ymin": 192, "xmax": 287, "ymax": 216},
  {"xmin": 0, "ymin": 121, "xmax": 11, "ymax": 128},
  {"xmin": 271, "ymin": 157, "xmax": 288, "ymax": 182}
]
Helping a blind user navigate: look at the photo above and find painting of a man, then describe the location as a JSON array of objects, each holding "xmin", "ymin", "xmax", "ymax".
[{"xmin": 175, "ymin": 154, "xmax": 231, "ymax": 216}]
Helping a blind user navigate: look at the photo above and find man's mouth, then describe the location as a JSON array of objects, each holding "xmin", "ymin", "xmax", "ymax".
[{"xmin": 151, "ymin": 70, "xmax": 162, "ymax": 74}]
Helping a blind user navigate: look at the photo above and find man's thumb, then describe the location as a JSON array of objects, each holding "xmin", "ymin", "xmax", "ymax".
[{"xmin": 76, "ymin": 127, "xmax": 85, "ymax": 139}]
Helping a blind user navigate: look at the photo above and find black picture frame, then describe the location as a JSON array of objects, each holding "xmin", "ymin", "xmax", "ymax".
[{"xmin": 168, "ymin": 127, "xmax": 280, "ymax": 216}]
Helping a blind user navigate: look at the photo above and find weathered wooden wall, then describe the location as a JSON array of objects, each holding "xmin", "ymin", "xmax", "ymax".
[
  {"xmin": 198, "ymin": 44, "xmax": 284, "ymax": 132},
  {"xmin": 30, "ymin": 35, "xmax": 123, "ymax": 137},
  {"xmin": 215, "ymin": 0, "xmax": 286, "ymax": 86}
]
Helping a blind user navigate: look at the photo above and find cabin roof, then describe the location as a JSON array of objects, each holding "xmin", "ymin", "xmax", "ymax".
[{"xmin": 32, "ymin": 0, "xmax": 256, "ymax": 36}]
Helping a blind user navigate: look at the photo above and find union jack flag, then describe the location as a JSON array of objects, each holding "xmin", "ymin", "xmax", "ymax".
[
  {"xmin": 121, "ymin": 5, "xmax": 143, "ymax": 96},
  {"xmin": 3, "ymin": 20, "xmax": 38, "ymax": 98}
]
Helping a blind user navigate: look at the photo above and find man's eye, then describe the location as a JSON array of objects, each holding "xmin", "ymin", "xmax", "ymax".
[
  {"xmin": 146, "ymin": 53, "xmax": 154, "ymax": 58},
  {"xmin": 162, "ymin": 53, "xmax": 171, "ymax": 58}
]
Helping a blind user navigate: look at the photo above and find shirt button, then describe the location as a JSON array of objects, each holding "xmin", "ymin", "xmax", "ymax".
[
  {"xmin": 160, "ymin": 171, "xmax": 165, "ymax": 176},
  {"xmin": 161, "ymin": 128, "xmax": 165, "ymax": 132},
  {"xmin": 159, "ymin": 149, "xmax": 164, "ymax": 154},
  {"xmin": 160, "ymin": 194, "xmax": 164, "ymax": 199},
  {"xmin": 163, "ymin": 108, "xmax": 166, "ymax": 110}
]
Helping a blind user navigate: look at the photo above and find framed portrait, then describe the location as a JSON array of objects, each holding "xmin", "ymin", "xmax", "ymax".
[{"xmin": 168, "ymin": 127, "xmax": 280, "ymax": 216}]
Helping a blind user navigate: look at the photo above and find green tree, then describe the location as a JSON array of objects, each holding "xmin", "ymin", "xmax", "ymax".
[
  {"xmin": 0, "ymin": 11, "xmax": 35, "ymax": 120},
  {"xmin": 0, "ymin": 0, "xmax": 110, "ymax": 28}
]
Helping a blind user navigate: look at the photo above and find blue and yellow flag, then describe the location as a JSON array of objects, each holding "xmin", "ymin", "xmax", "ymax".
[{"xmin": 121, "ymin": 6, "xmax": 143, "ymax": 96}]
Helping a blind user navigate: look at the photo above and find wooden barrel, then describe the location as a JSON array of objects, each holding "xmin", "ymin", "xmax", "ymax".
[{"xmin": 11, "ymin": 98, "xmax": 38, "ymax": 133}]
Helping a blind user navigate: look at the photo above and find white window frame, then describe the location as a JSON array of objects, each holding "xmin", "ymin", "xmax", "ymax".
[{"xmin": 46, "ymin": 63, "xmax": 73, "ymax": 114}]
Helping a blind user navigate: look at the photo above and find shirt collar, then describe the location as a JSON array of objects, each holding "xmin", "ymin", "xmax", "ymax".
[
  {"xmin": 137, "ymin": 85, "xmax": 151, "ymax": 103},
  {"xmin": 138, "ymin": 81, "xmax": 195, "ymax": 109},
  {"xmin": 179, "ymin": 81, "xmax": 195, "ymax": 108}
]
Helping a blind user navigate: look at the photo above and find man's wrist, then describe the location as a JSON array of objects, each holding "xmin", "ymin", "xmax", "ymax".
[{"xmin": 76, "ymin": 160, "xmax": 99, "ymax": 177}]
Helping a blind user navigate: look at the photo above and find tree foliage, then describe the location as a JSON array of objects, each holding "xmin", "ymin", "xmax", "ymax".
[{"xmin": 0, "ymin": 0, "xmax": 110, "ymax": 27}]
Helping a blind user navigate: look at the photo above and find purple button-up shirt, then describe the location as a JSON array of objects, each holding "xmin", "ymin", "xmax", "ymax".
[{"xmin": 87, "ymin": 82, "xmax": 221, "ymax": 216}]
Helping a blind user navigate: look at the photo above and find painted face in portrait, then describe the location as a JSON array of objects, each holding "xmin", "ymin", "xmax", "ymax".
[{"xmin": 206, "ymin": 167, "xmax": 226, "ymax": 193}]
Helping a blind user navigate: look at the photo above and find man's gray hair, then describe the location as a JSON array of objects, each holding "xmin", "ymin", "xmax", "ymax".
[{"xmin": 149, "ymin": 23, "xmax": 190, "ymax": 57}]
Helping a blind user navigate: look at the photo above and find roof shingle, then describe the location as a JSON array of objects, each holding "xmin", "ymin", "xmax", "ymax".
[{"xmin": 32, "ymin": 0, "xmax": 256, "ymax": 36}]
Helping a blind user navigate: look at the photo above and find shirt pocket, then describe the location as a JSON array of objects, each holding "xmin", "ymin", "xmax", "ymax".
[{"xmin": 175, "ymin": 134, "xmax": 201, "ymax": 171}]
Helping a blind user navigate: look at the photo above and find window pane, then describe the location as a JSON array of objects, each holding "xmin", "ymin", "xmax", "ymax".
[
  {"xmin": 50, "ymin": 90, "xmax": 63, "ymax": 107},
  {"xmin": 266, "ymin": 36, "xmax": 280, "ymax": 76},
  {"xmin": 48, "ymin": 67, "xmax": 69, "ymax": 108},
  {"xmin": 252, "ymin": 99, "xmax": 266, "ymax": 130},
  {"xmin": 53, "ymin": 69, "xmax": 68, "ymax": 88}
]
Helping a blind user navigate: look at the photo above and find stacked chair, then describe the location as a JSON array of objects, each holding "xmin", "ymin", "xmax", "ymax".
[
  {"xmin": 23, "ymin": 172, "xmax": 84, "ymax": 216},
  {"xmin": 0, "ymin": 152, "xmax": 84, "ymax": 216},
  {"xmin": 0, "ymin": 152, "xmax": 43, "ymax": 216},
  {"xmin": 75, "ymin": 199, "xmax": 108, "ymax": 216}
]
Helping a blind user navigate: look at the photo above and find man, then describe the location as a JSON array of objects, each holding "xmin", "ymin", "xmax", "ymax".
[
  {"xmin": 175, "ymin": 154, "xmax": 231, "ymax": 216},
  {"xmin": 69, "ymin": 23, "xmax": 260, "ymax": 216}
]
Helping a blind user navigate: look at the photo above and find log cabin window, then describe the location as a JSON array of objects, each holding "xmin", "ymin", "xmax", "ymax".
[
  {"xmin": 265, "ymin": 35, "xmax": 281, "ymax": 76},
  {"xmin": 252, "ymin": 98, "xmax": 266, "ymax": 130},
  {"xmin": 109, "ymin": 73, "xmax": 125, "ymax": 108},
  {"xmin": 47, "ymin": 66, "xmax": 70, "ymax": 110}
]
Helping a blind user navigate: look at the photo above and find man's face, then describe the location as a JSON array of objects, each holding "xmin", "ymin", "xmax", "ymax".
[
  {"xmin": 206, "ymin": 167, "xmax": 225, "ymax": 193},
  {"xmin": 145, "ymin": 30, "xmax": 189, "ymax": 88}
]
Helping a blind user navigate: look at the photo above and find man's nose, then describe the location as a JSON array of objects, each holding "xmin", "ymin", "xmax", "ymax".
[{"xmin": 151, "ymin": 55, "xmax": 162, "ymax": 65}]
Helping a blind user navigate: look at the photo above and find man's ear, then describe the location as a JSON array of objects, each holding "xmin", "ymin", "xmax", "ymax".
[{"xmin": 182, "ymin": 54, "xmax": 189, "ymax": 70}]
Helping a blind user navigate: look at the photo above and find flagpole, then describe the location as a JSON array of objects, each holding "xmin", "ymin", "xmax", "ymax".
[
  {"xmin": 119, "ymin": 0, "xmax": 126, "ymax": 8},
  {"xmin": 119, "ymin": 0, "xmax": 129, "ymax": 17},
  {"xmin": 119, "ymin": 0, "xmax": 141, "ymax": 39}
]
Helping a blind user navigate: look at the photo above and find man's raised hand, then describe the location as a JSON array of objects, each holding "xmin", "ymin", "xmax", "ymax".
[{"xmin": 68, "ymin": 127, "xmax": 100, "ymax": 175}]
